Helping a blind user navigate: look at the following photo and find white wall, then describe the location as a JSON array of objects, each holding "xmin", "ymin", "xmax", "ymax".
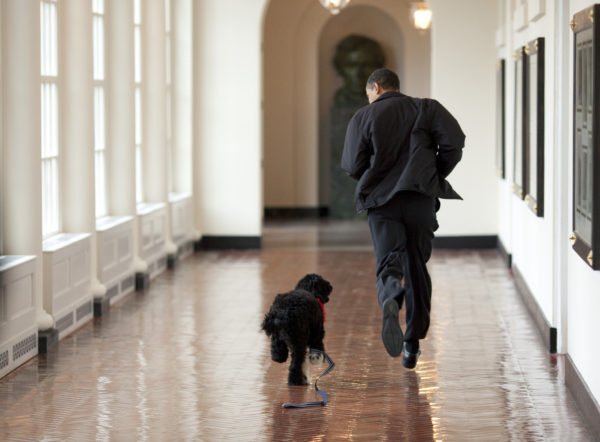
[
  {"xmin": 496, "ymin": 0, "xmax": 557, "ymax": 329},
  {"xmin": 0, "ymin": 0, "xmax": 3, "ymax": 255},
  {"xmin": 429, "ymin": 0, "xmax": 498, "ymax": 236},
  {"xmin": 497, "ymin": 0, "xmax": 514, "ymax": 266},
  {"xmin": 262, "ymin": 0, "xmax": 311, "ymax": 208},
  {"xmin": 567, "ymin": 0, "xmax": 600, "ymax": 408},
  {"xmin": 193, "ymin": 0, "xmax": 265, "ymax": 236},
  {"xmin": 497, "ymin": 0, "xmax": 600, "ymax": 407},
  {"xmin": 171, "ymin": 0, "xmax": 193, "ymax": 195}
]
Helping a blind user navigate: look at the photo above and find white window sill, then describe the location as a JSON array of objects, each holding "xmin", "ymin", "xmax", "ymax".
[
  {"xmin": 136, "ymin": 202, "xmax": 166, "ymax": 216},
  {"xmin": 43, "ymin": 233, "xmax": 91, "ymax": 252},
  {"xmin": 168, "ymin": 192, "xmax": 192, "ymax": 204},
  {"xmin": 96, "ymin": 215, "xmax": 134, "ymax": 232},
  {"xmin": 0, "ymin": 256, "xmax": 36, "ymax": 272}
]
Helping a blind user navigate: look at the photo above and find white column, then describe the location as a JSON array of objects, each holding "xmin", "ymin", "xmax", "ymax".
[
  {"xmin": 2, "ymin": 0, "xmax": 54, "ymax": 330},
  {"xmin": 61, "ymin": 0, "xmax": 105, "ymax": 298},
  {"xmin": 108, "ymin": 0, "xmax": 135, "ymax": 216},
  {"xmin": 553, "ymin": 0, "xmax": 570, "ymax": 354},
  {"xmin": 191, "ymin": 0, "xmax": 204, "ymax": 238},
  {"xmin": 192, "ymin": 0, "xmax": 263, "ymax": 237},
  {"xmin": 143, "ymin": 0, "xmax": 176, "ymax": 254},
  {"xmin": 172, "ymin": 0, "xmax": 193, "ymax": 195},
  {"xmin": 108, "ymin": 0, "xmax": 143, "ymax": 271}
]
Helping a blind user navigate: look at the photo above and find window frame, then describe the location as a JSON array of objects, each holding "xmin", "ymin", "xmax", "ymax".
[
  {"xmin": 93, "ymin": 0, "xmax": 108, "ymax": 218},
  {"xmin": 134, "ymin": 0, "xmax": 143, "ymax": 204},
  {"xmin": 40, "ymin": 0, "xmax": 61, "ymax": 239}
]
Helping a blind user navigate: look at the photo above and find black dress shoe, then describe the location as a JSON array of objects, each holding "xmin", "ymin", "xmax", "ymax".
[
  {"xmin": 381, "ymin": 299, "xmax": 403, "ymax": 357},
  {"xmin": 402, "ymin": 344, "xmax": 421, "ymax": 369}
]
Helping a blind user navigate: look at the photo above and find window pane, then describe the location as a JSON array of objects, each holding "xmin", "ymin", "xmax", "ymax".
[
  {"xmin": 41, "ymin": 1, "xmax": 58, "ymax": 77},
  {"xmin": 41, "ymin": 82, "xmax": 59, "ymax": 159},
  {"xmin": 93, "ymin": 15, "xmax": 105, "ymax": 81},
  {"xmin": 42, "ymin": 158, "xmax": 60, "ymax": 237},
  {"xmin": 134, "ymin": 0, "xmax": 141, "ymax": 25},
  {"xmin": 94, "ymin": 86, "xmax": 105, "ymax": 151},
  {"xmin": 136, "ymin": 146, "xmax": 143, "ymax": 203},
  {"xmin": 95, "ymin": 151, "xmax": 107, "ymax": 217},
  {"xmin": 135, "ymin": 87, "xmax": 142, "ymax": 145},
  {"xmin": 50, "ymin": 2, "xmax": 57, "ymax": 76},
  {"xmin": 166, "ymin": 36, "xmax": 171, "ymax": 85},
  {"xmin": 52, "ymin": 83, "xmax": 58, "ymax": 156},
  {"xmin": 134, "ymin": 27, "xmax": 142, "ymax": 83},
  {"xmin": 166, "ymin": 90, "xmax": 172, "ymax": 140},
  {"xmin": 41, "ymin": 1, "xmax": 60, "ymax": 237},
  {"xmin": 92, "ymin": 0, "xmax": 104, "ymax": 15}
]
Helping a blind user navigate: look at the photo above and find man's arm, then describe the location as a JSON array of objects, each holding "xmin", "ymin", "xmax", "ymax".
[
  {"xmin": 430, "ymin": 101, "xmax": 465, "ymax": 179},
  {"xmin": 341, "ymin": 113, "xmax": 372, "ymax": 180}
]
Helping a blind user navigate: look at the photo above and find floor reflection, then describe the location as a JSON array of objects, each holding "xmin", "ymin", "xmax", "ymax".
[{"xmin": 0, "ymin": 221, "xmax": 593, "ymax": 440}]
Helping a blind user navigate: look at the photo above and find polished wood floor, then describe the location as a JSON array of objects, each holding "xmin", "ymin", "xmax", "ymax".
[{"xmin": 0, "ymin": 220, "xmax": 593, "ymax": 441}]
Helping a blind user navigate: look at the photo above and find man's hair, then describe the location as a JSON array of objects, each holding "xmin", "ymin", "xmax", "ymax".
[{"xmin": 366, "ymin": 68, "xmax": 400, "ymax": 91}]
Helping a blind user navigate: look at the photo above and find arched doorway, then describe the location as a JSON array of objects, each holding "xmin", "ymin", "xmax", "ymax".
[
  {"xmin": 262, "ymin": 0, "xmax": 431, "ymax": 218},
  {"xmin": 318, "ymin": 5, "xmax": 407, "ymax": 218}
]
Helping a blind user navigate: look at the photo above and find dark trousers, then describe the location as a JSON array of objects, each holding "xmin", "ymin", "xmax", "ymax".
[{"xmin": 367, "ymin": 191, "xmax": 438, "ymax": 342}]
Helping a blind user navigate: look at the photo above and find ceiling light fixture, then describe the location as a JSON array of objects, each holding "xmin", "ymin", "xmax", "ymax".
[
  {"xmin": 412, "ymin": 2, "xmax": 432, "ymax": 30},
  {"xmin": 319, "ymin": 0, "xmax": 351, "ymax": 15}
]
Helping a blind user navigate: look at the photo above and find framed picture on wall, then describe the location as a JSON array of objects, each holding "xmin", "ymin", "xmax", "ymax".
[
  {"xmin": 512, "ymin": 46, "xmax": 527, "ymax": 199},
  {"xmin": 571, "ymin": 5, "xmax": 600, "ymax": 270},
  {"xmin": 525, "ymin": 38, "xmax": 545, "ymax": 217},
  {"xmin": 496, "ymin": 59, "xmax": 506, "ymax": 178}
]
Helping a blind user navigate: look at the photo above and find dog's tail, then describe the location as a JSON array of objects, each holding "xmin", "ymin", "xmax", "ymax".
[{"xmin": 261, "ymin": 310, "xmax": 282, "ymax": 337}]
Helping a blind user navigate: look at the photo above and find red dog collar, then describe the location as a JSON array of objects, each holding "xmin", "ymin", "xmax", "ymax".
[{"xmin": 317, "ymin": 298, "xmax": 326, "ymax": 323}]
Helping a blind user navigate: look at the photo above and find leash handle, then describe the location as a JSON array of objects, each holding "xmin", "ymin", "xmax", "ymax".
[{"xmin": 282, "ymin": 350, "xmax": 334, "ymax": 409}]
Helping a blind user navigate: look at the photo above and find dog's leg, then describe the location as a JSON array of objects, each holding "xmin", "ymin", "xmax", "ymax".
[
  {"xmin": 308, "ymin": 324, "xmax": 326, "ymax": 365},
  {"xmin": 288, "ymin": 345, "xmax": 309, "ymax": 386},
  {"xmin": 270, "ymin": 337, "xmax": 288, "ymax": 363},
  {"xmin": 302, "ymin": 357, "xmax": 310, "ymax": 382}
]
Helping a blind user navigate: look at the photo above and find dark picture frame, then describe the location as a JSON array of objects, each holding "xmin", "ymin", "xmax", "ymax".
[
  {"xmin": 571, "ymin": 5, "xmax": 600, "ymax": 270},
  {"xmin": 496, "ymin": 59, "xmax": 506, "ymax": 178},
  {"xmin": 525, "ymin": 38, "xmax": 545, "ymax": 217},
  {"xmin": 512, "ymin": 47, "xmax": 527, "ymax": 199}
]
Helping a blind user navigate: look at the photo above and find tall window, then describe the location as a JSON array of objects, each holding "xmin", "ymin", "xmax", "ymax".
[
  {"xmin": 41, "ymin": 0, "xmax": 60, "ymax": 237},
  {"xmin": 134, "ymin": 0, "xmax": 143, "ymax": 203},
  {"xmin": 93, "ymin": 0, "xmax": 107, "ymax": 217},
  {"xmin": 166, "ymin": 0, "xmax": 173, "ymax": 193}
]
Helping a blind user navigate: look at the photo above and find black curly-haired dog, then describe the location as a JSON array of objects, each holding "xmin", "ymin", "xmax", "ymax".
[{"xmin": 261, "ymin": 274, "xmax": 332, "ymax": 385}]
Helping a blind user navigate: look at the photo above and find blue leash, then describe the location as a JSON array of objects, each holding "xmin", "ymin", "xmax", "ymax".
[{"xmin": 282, "ymin": 350, "xmax": 335, "ymax": 408}]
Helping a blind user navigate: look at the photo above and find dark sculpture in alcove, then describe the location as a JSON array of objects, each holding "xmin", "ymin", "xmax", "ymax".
[{"xmin": 329, "ymin": 35, "xmax": 385, "ymax": 219}]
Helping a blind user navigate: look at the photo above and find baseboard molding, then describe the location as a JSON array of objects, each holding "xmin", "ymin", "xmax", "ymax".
[
  {"xmin": 200, "ymin": 236, "xmax": 262, "ymax": 250},
  {"xmin": 512, "ymin": 265, "xmax": 557, "ymax": 353},
  {"xmin": 135, "ymin": 272, "xmax": 150, "ymax": 291},
  {"xmin": 38, "ymin": 328, "xmax": 59, "ymax": 354},
  {"xmin": 565, "ymin": 354, "xmax": 600, "ymax": 439},
  {"xmin": 264, "ymin": 207, "xmax": 329, "ymax": 219},
  {"xmin": 167, "ymin": 253, "xmax": 177, "ymax": 270},
  {"xmin": 497, "ymin": 237, "xmax": 512, "ymax": 268},
  {"xmin": 432, "ymin": 235, "xmax": 497, "ymax": 249},
  {"xmin": 94, "ymin": 297, "xmax": 110, "ymax": 317}
]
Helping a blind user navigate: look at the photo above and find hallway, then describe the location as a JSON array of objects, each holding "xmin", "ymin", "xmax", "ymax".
[{"xmin": 0, "ymin": 221, "xmax": 592, "ymax": 441}]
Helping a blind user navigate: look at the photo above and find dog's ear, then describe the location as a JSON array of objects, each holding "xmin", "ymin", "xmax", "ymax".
[
  {"xmin": 296, "ymin": 274, "xmax": 332, "ymax": 303},
  {"xmin": 315, "ymin": 277, "xmax": 332, "ymax": 303}
]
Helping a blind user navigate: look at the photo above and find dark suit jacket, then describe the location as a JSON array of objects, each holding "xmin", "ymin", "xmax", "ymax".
[{"xmin": 341, "ymin": 91, "xmax": 465, "ymax": 212}]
